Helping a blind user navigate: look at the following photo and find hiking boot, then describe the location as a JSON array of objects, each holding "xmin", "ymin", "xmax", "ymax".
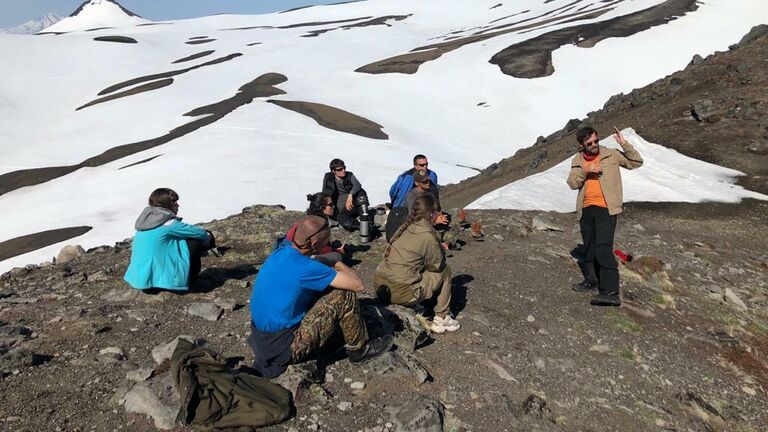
[
  {"xmin": 590, "ymin": 292, "xmax": 621, "ymax": 307},
  {"xmin": 348, "ymin": 335, "xmax": 394, "ymax": 365},
  {"xmin": 572, "ymin": 280, "xmax": 599, "ymax": 293},
  {"xmin": 432, "ymin": 314, "xmax": 461, "ymax": 333}
]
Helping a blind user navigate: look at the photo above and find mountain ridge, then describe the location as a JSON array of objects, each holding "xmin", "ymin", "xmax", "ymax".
[{"xmin": 0, "ymin": 12, "xmax": 62, "ymax": 34}]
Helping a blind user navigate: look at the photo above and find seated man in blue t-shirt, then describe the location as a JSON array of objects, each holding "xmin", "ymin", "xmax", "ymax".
[{"xmin": 248, "ymin": 215, "xmax": 393, "ymax": 378}]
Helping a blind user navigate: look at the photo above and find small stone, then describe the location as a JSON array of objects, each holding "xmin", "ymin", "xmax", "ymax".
[
  {"xmin": 344, "ymin": 378, "xmax": 353, "ymax": 384},
  {"xmin": 746, "ymin": 140, "xmax": 768, "ymax": 155},
  {"xmin": 126, "ymin": 368, "xmax": 154, "ymax": 382},
  {"xmin": 633, "ymin": 224, "xmax": 645, "ymax": 231},
  {"xmin": 590, "ymin": 345, "xmax": 611, "ymax": 353},
  {"xmin": 534, "ymin": 358, "xmax": 546, "ymax": 371},
  {"xmin": 724, "ymin": 288, "xmax": 748, "ymax": 311},
  {"xmin": 526, "ymin": 315, "xmax": 535, "ymax": 323},
  {"xmin": 350, "ymin": 381, "xmax": 366, "ymax": 390},
  {"xmin": 56, "ymin": 245, "xmax": 85, "ymax": 264},
  {"xmin": 338, "ymin": 401, "xmax": 353, "ymax": 411},
  {"xmin": 493, "ymin": 234, "xmax": 504, "ymax": 241},
  {"xmin": 99, "ymin": 347, "xmax": 125, "ymax": 361},
  {"xmin": 532, "ymin": 217, "xmax": 563, "ymax": 232},
  {"xmin": 186, "ymin": 302, "xmax": 223, "ymax": 321},
  {"xmin": 0, "ymin": 297, "xmax": 39, "ymax": 304},
  {"xmin": 742, "ymin": 386, "xmax": 756, "ymax": 396}
]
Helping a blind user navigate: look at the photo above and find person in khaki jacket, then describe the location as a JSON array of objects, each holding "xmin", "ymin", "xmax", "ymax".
[
  {"xmin": 373, "ymin": 194, "xmax": 460, "ymax": 333},
  {"xmin": 567, "ymin": 126, "xmax": 643, "ymax": 306}
]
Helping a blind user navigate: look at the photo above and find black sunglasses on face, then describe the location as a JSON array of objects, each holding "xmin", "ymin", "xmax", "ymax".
[{"xmin": 333, "ymin": 167, "xmax": 346, "ymax": 172}]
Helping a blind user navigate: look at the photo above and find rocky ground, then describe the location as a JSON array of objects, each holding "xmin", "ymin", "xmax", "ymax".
[{"xmin": 0, "ymin": 199, "xmax": 766, "ymax": 432}]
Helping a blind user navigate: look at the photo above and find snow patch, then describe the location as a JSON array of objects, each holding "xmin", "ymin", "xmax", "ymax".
[{"xmin": 468, "ymin": 129, "xmax": 768, "ymax": 212}]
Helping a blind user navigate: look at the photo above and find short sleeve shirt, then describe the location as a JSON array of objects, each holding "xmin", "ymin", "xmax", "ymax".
[{"xmin": 250, "ymin": 240, "xmax": 336, "ymax": 332}]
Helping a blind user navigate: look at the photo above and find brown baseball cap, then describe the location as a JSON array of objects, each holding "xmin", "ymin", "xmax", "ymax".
[{"xmin": 413, "ymin": 170, "xmax": 430, "ymax": 184}]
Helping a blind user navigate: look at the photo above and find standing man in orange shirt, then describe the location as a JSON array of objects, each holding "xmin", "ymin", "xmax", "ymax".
[{"xmin": 567, "ymin": 126, "xmax": 643, "ymax": 306}]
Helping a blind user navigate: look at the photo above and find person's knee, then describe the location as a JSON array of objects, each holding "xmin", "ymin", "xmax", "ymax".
[{"xmin": 595, "ymin": 248, "xmax": 617, "ymax": 268}]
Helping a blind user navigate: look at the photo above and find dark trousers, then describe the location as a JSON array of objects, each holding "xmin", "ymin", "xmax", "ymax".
[
  {"xmin": 335, "ymin": 194, "xmax": 360, "ymax": 231},
  {"xmin": 580, "ymin": 206, "xmax": 618, "ymax": 294},
  {"xmin": 186, "ymin": 232, "xmax": 215, "ymax": 285}
]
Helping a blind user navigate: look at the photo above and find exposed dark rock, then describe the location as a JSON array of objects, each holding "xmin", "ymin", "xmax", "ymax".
[
  {"xmin": 729, "ymin": 24, "xmax": 768, "ymax": 50},
  {"xmin": 94, "ymin": 36, "xmax": 138, "ymax": 44}
]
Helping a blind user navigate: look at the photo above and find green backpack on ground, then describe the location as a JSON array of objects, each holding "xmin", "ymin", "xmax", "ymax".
[{"xmin": 171, "ymin": 339, "xmax": 294, "ymax": 431}]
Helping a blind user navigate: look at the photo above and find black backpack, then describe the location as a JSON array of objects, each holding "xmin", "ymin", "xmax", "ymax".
[{"xmin": 385, "ymin": 207, "xmax": 409, "ymax": 242}]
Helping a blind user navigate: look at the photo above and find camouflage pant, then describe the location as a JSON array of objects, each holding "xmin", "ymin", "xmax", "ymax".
[{"xmin": 290, "ymin": 289, "xmax": 368, "ymax": 362}]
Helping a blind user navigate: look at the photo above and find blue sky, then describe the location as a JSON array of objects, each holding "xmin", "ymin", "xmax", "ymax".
[{"xmin": 0, "ymin": 0, "xmax": 344, "ymax": 27}]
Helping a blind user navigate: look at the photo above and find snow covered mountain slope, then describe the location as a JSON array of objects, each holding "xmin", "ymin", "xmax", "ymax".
[
  {"xmin": 42, "ymin": 0, "xmax": 146, "ymax": 33},
  {"xmin": 1, "ymin": 0, "xmax": 767, "ymax": 271},
  {"xmin": 467, "ymin": 129, "xmax": 768, "ymax": 211},
  {"xmin": 0, "ymin": 13, "xmax": 62, "ymax": 35}
]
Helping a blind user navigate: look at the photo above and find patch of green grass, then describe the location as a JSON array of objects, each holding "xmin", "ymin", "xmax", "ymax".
[
  {"xmin": 746, "ymin": 320, "xmax": 768, "ymax": 336},
  {"xmin": 616, "ymin": 347, "xmax": 636, "ymax": 361},
  {"xmin": 606, "ymin": 309, "xmax": 642, "ymax": 333},
  {"xmin": 652, "ymin": 294, "xmax": 675, "ymax": 308},
  {"xmin": 711, "ymin": 309, "xmax": 739, "ymax": 326}
]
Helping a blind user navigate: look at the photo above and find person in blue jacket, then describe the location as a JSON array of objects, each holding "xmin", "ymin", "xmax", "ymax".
[
  {"xmin": 389, "ymin": 154, "xmax": 438, "ymax": 208},
  {"xmin": 124, "ymin": 188, "xmax": 214, "ymax": 293}
]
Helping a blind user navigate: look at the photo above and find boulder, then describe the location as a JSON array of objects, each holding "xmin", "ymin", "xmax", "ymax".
[
  {"xmin": 151, "ymin": 336, "xmax": 202, "ymax": 365},
  {"xmin": 272, "ymin": 361, "xmax": 322, "ymax": 402},
  {"xmin": 389, "ymin": 395, "xmax": 444, "ymax": 432},
  {"xmin": 370, "ymin": 350, "xmax": 431, "ymax": 384},
  {"xmin": 186, "ymin": 303, "xmax": 222, "ymax": 321},
  {"xmin": 56, "ymin": 245, "xmax": 85, "ymax": 265},
  {"xmin": 121, "ymin": 383, "xmax": 178, "ymax": 430},
  {"xmin": 729, "ymin": 24, "xmax": 768, "ymax": 50}
]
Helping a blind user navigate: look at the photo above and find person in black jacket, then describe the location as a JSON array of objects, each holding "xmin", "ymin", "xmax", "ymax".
[{"xmin": 322, "ymin": 158, "xmax": 367, "ymax": 231}]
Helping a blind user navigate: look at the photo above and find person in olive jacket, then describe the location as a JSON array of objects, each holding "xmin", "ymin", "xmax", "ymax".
[
  {"xmin": 567, "ymin": 126, "xmax": 643, "ymax": 306},
  {"xmin": 373, "ymin": 194, "xmax": 460, "ymax": 334}
]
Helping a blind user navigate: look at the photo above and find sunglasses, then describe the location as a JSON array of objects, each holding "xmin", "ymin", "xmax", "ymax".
[
  {"xmin": 333, "ymin": 166, "xmax": 346, "ymax": 172},
  {"xmin": 416, "ymin": 162, "xmax": 428, "ymax": 167},
  {"xmin": 583, "ymin": 138, "xmax": 599, "ymax": 147}
]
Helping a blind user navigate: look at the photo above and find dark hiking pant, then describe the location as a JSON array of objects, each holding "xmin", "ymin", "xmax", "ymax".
[
  {"xmin": 334, "ymin": 194, "xmax": 360, "ymax": 231},
  {"xmin": 186, "ymin": 232, "xmax": 215, "ymax": 285},
  {"xmin": 290, "ymin": 290, "xmax": 368, "ymax": 363},
  {"xmin": 580, "ymin": 206, "xmax": 618, "ymax": 294}
]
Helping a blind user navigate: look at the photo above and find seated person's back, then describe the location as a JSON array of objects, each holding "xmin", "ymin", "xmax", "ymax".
[{"xmin": 124, "ymin": 188, "xmax": 212, "ymax": 292}]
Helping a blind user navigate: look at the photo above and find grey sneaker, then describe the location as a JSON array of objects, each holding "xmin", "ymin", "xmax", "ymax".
[{"xmin": 432, "ymin": 314, "xmax": 461, "ymax": 333}]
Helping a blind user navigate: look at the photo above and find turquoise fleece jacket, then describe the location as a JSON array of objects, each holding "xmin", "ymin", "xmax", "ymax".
[{"xmin": 124, "ymin": 207, "xmax": 210, "ymax": 290}]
